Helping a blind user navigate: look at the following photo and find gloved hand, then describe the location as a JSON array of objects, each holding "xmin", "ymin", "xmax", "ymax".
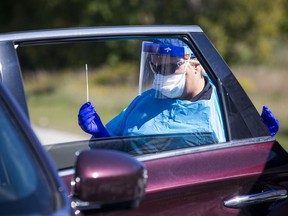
[
  {"xmin": 78, "ymin": 102, "xmax": 110, "ymax": 138},
  {"xmin": 261, "ymin": 106, "xmax": 280, "ymax": 137}
]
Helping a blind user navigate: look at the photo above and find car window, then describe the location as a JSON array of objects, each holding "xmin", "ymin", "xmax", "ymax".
[
  {"xmin": 0, "ymin": 98, "xmax": 56, "ymax": 215},
  {"xmin": 18, "ymin": 37, "xmax": 226, "ymax": 154}
]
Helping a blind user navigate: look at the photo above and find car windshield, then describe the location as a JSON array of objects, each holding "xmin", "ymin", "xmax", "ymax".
[{"xmin": 0, "ymin": 99, "xmax": 55, "ymax": 215}]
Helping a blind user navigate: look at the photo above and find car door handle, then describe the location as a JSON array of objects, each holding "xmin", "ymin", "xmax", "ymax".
[{"xmin": 224, "ymin": 189, "xmax": 287, "ymax": 208}]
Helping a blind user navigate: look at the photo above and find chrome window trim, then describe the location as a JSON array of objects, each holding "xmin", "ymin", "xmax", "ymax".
[{"xmin": 0, "ymin": 26, "xmax": 202, "ymax": 45}]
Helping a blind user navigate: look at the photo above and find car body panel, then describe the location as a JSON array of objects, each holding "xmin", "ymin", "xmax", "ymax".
[{"xmin": 59, "ymin": 139, "xmax": 288, "ymax": 215}]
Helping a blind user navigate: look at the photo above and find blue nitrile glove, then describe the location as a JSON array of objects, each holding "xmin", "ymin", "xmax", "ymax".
[
  {"xmin": 78, "ymin": 102, "xmax": 110, "ymax": 138},
  {"xmin": 261, "ymin": 106, "xmax": 280, "ymax": 137}
]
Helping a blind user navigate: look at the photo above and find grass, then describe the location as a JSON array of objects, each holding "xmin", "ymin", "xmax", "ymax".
[{"xmin": 23, "ymin": 65, "xmax": 288, "ymax": 150}]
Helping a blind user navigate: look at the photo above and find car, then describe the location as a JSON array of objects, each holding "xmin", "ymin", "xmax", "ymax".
[{"xmin": 0, "ymin": 25, "xmax": 288, "ymax": 216}]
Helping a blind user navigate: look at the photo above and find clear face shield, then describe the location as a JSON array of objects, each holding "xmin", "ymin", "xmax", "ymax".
[{"xmin": 139, "ymin": 41, "xmax": 194, "ymax": 99}]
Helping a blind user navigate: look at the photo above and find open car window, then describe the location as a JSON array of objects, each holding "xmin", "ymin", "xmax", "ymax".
[{"xmin": 18, "ymin": 36, "xmax": 226, "ymax": 157}]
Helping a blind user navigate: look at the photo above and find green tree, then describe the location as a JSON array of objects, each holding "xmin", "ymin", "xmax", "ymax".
[
  {"xmin": 0, "ymin": 0, "xmax": 286, "ymax": 66},
  {"xmin": 194, "ymin": 0, "xmax": 285, "ymax": 64}
]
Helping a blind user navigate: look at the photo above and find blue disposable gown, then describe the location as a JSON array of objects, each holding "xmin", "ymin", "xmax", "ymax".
[{"xmin": 106, "ymin": 84, "xmax": 226, "ymax": 143}]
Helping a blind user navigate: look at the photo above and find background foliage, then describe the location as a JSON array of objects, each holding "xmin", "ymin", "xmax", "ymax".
[{"xmin": 0, "ymin": 0, "xmax": 287, "ymax": 68}]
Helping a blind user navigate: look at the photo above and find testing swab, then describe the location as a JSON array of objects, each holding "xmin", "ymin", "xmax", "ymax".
[{"xmin": 85, "ymin": 64, "xmax": 89, "ymax": 102}]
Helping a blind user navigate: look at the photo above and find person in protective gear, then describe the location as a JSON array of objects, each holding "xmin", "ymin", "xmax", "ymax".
[{"xmin": 78, "ymin": 39, "xmax": 226, "ymax": 143}]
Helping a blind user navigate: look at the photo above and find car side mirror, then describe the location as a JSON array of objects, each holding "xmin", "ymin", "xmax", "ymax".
[{"xmin": 71, "ymin": 149, "xmax": 147, "ymax": 211}]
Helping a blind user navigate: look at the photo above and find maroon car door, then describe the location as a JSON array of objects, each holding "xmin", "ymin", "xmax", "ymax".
[{"xmin": 87, "ymin": 138, "xmax": 287, "ymax": 216}]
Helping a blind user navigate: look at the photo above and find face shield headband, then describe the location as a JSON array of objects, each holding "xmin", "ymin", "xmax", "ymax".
[{"xmin": 143, "ymin": 42, "xmax": 192, "ymax": 76}]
